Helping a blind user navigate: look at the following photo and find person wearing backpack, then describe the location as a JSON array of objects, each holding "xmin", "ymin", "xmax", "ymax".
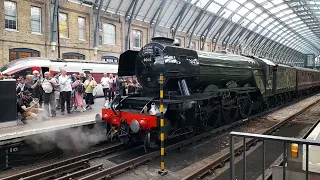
[{"xmin": 71, "ymin": 76, "xmax": 86, "ymax": 112}]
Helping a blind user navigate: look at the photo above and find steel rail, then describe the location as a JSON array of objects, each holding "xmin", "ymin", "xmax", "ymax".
[
  {"xmin": 78, "ymin": 94, "xmax": 319, "ymax": 180},
  {"xmin": 180, "ymin": 97, "xmax": 320, "ymax": 180},
  {"xmin": 2, "ymin": 143, "xmax": 122, "ymax": 180},
  {"xmin": 55, "ymin": 164, "xmax": 104, "ymax": 180}
]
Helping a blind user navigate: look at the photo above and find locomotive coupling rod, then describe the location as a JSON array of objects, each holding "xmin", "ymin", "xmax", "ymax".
[{"xmin": 158, "ymin": 73, "xmax": 168, "ymax": 176}]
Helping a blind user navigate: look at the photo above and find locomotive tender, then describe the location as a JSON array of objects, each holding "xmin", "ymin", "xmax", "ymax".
[{"xmin": 101, "ymin": 37, "xmax": 320, "ymax": 147}]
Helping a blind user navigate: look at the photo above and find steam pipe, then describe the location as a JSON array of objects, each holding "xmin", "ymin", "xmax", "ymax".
[{"xmin": 178, "ymin": 79, "xmax": 190, "ymax": 96}]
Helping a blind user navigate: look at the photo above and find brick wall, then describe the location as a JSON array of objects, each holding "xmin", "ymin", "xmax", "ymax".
[{"xmin": 0, "ymin": 0, "xmax": 231, "ymax": 67}]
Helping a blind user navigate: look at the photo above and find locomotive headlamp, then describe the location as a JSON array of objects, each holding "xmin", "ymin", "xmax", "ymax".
[
  {"xmin": 291, "ymin": 143, "xmax": 298, "ymax": 158},
  {"xmin": 103, "ymin": 113, "xmax": 111, "ymax": 121},
  {"xmin": 130, "ymin": 119, "xmax": 140, "ymax": 133}
]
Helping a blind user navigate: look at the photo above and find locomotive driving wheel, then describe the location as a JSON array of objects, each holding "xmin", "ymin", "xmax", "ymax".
[
  {"xmin": 237, "ymin": 94, "xmax": 252, "ymax": 119},
  {"xmin": 221, "ymin": 105, "xmax": 238, "ymax": 125},
  {"xmin": 199, "ymin": 100, "xmax": 221, "ymax": 131}
]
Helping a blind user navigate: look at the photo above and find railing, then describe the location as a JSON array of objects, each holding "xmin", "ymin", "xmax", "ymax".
[{"xmin": 229, "ymin": 132, "xmax": 320, "ymax": 180}]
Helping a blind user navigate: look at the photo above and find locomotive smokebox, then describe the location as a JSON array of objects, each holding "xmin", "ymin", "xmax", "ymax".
[{"xmin": 117, "ymin": 37, "xmax": 200, "ymax": 92}]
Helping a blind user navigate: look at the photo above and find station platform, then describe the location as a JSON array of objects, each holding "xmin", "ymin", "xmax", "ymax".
[{"xmin": 0, "ymin": 98, "xmax": 105, "ymax": 142}]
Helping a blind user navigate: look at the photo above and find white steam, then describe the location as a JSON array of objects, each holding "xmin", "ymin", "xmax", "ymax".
[{"xmin": 25, "ymin": 123, "xmax": 108, "ymax": 153}]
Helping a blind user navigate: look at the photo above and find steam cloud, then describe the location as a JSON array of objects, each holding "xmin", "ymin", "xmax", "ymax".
[{"xmin": 25, "ymin": 123, "xmax": 108, "ymax": 153}]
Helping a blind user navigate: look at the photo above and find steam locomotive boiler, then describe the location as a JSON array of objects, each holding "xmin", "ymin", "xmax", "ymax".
[{"xmin": 101, "ymin": 37, "xmax": 320, "ymax": 148}]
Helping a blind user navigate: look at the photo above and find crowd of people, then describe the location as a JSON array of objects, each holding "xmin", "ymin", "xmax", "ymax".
[{"xmin": 0, "ymin": 70, "xmax": 141, "ymax": 124}]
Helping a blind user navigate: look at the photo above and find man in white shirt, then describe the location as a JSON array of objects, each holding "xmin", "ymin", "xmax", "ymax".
[
  {"xmin": 101, "ymin": 73, "xmax": 110, "ymax": 102},
  {"xmin": 41, "ymin": 72, "xmax": 57, "ymax": 118},
  {"xmin": 58, "ymin": 69, "xmax": 73, "ymax": 115}
]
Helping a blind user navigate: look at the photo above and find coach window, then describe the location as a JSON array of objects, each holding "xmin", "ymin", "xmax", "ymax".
[
  {"xmin": 4, "ymin": 1, "xmax": 17, "ymax": 30},
  {"xmin": 62, "ymin": 53, "xmax": 85, "ymax": 60},
  {"xmin": 133, "ymin": 30, "xmax": 142, "ymax": 48},
  {"xmin": 9, "ymin": 48, "xmax": 40, "ymax": 61}
]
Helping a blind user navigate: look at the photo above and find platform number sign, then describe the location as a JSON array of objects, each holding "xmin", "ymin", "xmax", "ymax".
[{"xmin": 9, "ymin": 147, "xmax": 18, "ymax": 153}]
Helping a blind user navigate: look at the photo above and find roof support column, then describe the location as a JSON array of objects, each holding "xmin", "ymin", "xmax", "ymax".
[
  {"xmin": 199, "ymin": 15, "xmax": 218, "ymax": 51},
  {"xmin": 93, "ymin": 0, "xmax": 104, "ymax": 55},
  {"xmin": 150, "ymin": 0, "xmax": 167, "ymax": 38},
  {"xmin": 222, "ymin": 23, "xmax": 242, "ymax": 51},
  {"xmin": 170, "ymin": 0, "xmax": 192, "ymax": 39},
  {"xmin": 50, "ymin": 0, "xmax": 59, "ymax": 54},
  {"xmin": 125, "ymin": 0, "xmax": 139, "ymax": 50},
  {"xmin": 212, "ymin": 20, "xmax": 230, "ymax": 52}
]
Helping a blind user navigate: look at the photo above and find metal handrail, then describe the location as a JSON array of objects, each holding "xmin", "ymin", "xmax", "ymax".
[{"xmin": 229, "ymin": 131, "xmax": 320, "ymax": 180}]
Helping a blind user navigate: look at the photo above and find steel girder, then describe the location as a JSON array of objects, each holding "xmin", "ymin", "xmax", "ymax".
[
  {"xmin": 212, "ymin": 20, "xmax": 231, "ymax": 52},
  {"xmin": 199, "ymin": 14, "xmax": 218, "ymax": 50},
  {"xmin": 115, "ymin": 0, "xmax": 124, "ymax": 13},
  {"xmin": 104, "ymin": 0, "xmax": 111, "ymax": 11},
  {"xmin": 185, "ymin": 0, "xmax": 214, "ymax": 48},
  {"xmin": 150, "ymin": 0, "xmax": 167, "ymax": 38},
  {"xmin": 243, "ymin": 0, "xmax": 320, "ymax": 54},
  {"xmin": 142, "ymin": 0, "xmax": 155, "ymax": 22},
  {"xmin": 93, "ymin": 0, "xmax": 104, "ymax": 50},
  {"xmin": 222, "ymin": 22, "xmax": 243, "ymax": 51},
  {"xmin": 125, "ymin": 0, "xmax": 139, "ymax": 50},
  {"xmin": 50, "ymin": 0, "xmax": 59, "ymax": 46},
  {"xmin": 170, "ymin": 0, "xmax": 192, "ymax": 39},
  {"xmin": 134, "ymin": 0, "xmax": 145, "ymax": 19}
]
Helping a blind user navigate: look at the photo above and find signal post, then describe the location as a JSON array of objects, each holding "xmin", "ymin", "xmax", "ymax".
[{"xmin": 158, "ymin": 73, "xmax": 168, "ymax": 176}]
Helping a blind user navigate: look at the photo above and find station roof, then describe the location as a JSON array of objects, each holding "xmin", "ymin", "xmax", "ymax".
[{"xmin": 82, "ymin": 0, "xmax": 320, "ymax": 61}]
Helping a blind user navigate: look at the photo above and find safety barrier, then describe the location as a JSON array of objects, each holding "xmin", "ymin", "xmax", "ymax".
[{"xmin": 229, "ymin": 131, "xmax": 320, "ymax": 180}]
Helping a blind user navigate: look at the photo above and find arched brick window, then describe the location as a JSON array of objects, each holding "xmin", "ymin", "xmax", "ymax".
[{"xmin": 9, "ymin": 48, "xmax": 40, "ymax": 61}]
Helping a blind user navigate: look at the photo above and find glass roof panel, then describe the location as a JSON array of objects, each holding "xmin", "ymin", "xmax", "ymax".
[
  {"xmin": 214, "ymin": 0, "xmax": 228, "ymax": 6},
  {"xmin": 222, "ymin": 9, "xmax": 233, "ymax": 19},
  {"xmin": 191, "ymin": 0, "xmax": 197, "ymax": 4},
  {"xmin": 245, "ymin": 2, "xmax": 255, "ymax": 10},
  {"xmin": 236, "ymin": 0, "xmax": 246, "ymax": 3},
  {"xmin": 248, "ymin": 23, "xmax": 257, "ymax": 30},
  {"xmin": 255, "ymin": 16, "xmax": 264, "ymax": 24},
  {"xmin": 238, "ymin": 6, "xmax": 249, "ymax": 16},
  {"xmin": 227, "ymin": 1, "xmax": 240, "ymax": 11},
  {"xmin": 195, "ymin": 0, "xmax": 209, "ymax": 8},
  {"xmin": 242, "ymin": 19, "xmax": 250, "ymax": 26},
  {"xmin": 261, "ymin": 29, "xmax": 269, "ymax": 36},
  {"xmin": 253, "ymin": 8, "xmax": 262, "ymax": 15},
  {"xmin": 276, "ymin": 12, "xmax": 286, "ymax": 18},
  {"xmin": 247, "ymin": 12, "xmax": 257, "ymax": 20},
  {"xmin": 270, "ymin": 7, "xmax": 281, "ymax": 14},
  {"xmin": 260, "ymin": 13, "xmax": 268, "ymax": 19},
  {"xmin": 263, "ymin": 1, "xmax": 273, "ymax": 9},
  {"xmin": 231, "ymin": 13, "xmax": 241, "ymax": 23},
  {"xmin": 273, "ymin": 0, "xmax": 283, "ymax": 5},
  {"xmin": 260, "ymin": 20, "xmax": 269, "ymax": 27},
  {"xmin": 207, "ymin": 2, "xmax": 221, "ymax": 13}
]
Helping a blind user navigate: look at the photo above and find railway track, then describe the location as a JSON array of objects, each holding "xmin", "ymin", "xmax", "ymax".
[
  {"xmin": 180, "ymin": 101, "xmax": 320, "ymax": 180},
  {"xmin": 1, "ymin": 143, "xmax": 123, "ymax": 180},
  {"xmin": 1, "ymin": 94, "xmax": 318, "ymax": 180}
]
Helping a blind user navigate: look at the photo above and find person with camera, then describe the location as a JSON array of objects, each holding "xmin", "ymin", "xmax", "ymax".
[
  {"xmin": 58, "ymin": 69, "xmax": 73, "ymax": 115},
  {"xmin": 17, "ymin": 91, "xmax": 40, "ymax": 124},
  {"xmin": 41, "ymin": 72, "xmax": 57, "ymax": 118}
]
